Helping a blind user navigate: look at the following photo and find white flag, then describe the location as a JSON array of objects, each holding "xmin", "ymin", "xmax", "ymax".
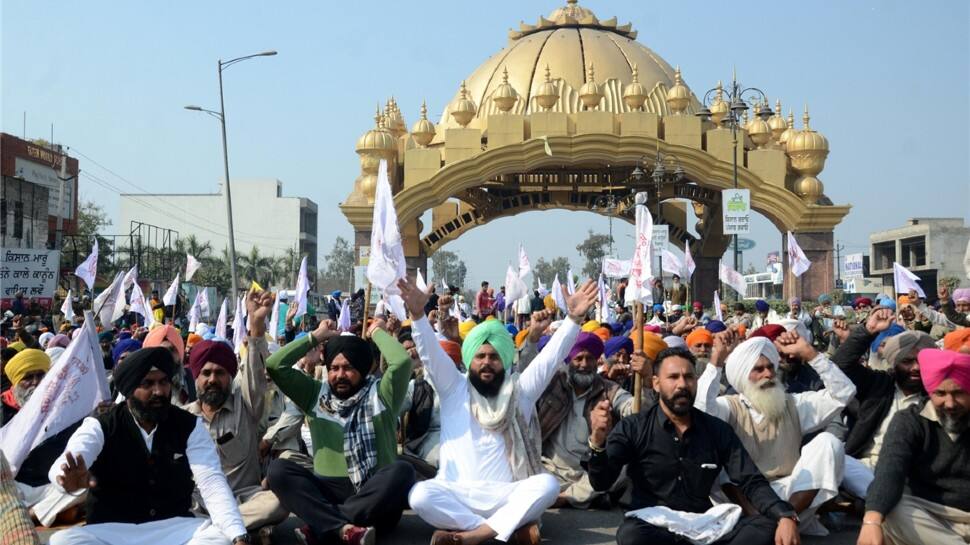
[
  {"xmin": 893, "ymin": 262, "xmax": 926, "ymax": 298},
  {"xmin": 366, "ymin": 159, "xmax": 407, "ymax": 296},
  {"xmin": 93, "ymin": 272, "xmax": 124, "ymax": 327},
  {"xmin": 215, "ymin": 298, "xmax": 228, "ymax": 338},
  {"xmin": 504, "ymin": 264, "xmax": 528, "ymax": 302},
  {"xmin": 74, "ymin": 238, "xmax": 99, "ymax": 291},
  {"xmin": 129, "ymin": 281, "xmax": 155, "ymax": 329},
  {"xmin": 0, "ymin": 315, "xmax": 108, "ymax": 475},
  {"xmin": 786, "ymin": 231, "xmax": 812, "ymax": 278},
  {"xmin": 625, "ymin": 192, "xmax": 654, "ymax": 305},
  {"xmin": 551, "ymin": 274, "xmax": 567, "ymax": 311},
  {"xmin": 338, "ymin": 298, "xmax": 352, "ymax": 331},
  {"xmin": 537, "ymin": 277, "xmax": 548, "ymax": 298},
  {"xmin": 122, "ymin": 265, "xmax": 138, "ymax": 292},
  {"xmin": 185, "ymin": 254, "xmax": 202, "ymax": 282},
  {"xmin": 602, "ymin": 258, "xmax": 632, "ymax": 279},
  {"xmin": 188, "ymin": 291, "xmax": 203, "ymax": 332},
  {"xmin": 597, "ymin": 274, "xmax": 609, "ymax": 320},
  {"xmin": 684, "ymin": 244, "xmax": 696, "ymax": 281},
  {"xmin": 566, "ymin": 268, "xmax": 577, "ymax": 295},
  {"xmin": 713, "ymin": 291, "xmax": 723, "ymax": 321},
  {"xmin": 198, "ymin": 288, "xmax": 210, "ymax": 318},
  {"xmin": 232, "ymin": 296, "xmax": 246, "ymax": 354},
  {"xmin": 293, "ymin": 256, "xmax": 310, "ymax": 320},
  {"xmin": 268, "ymin": 292, "xmax": 281, "ymax": 340},
  {"xmin": 415, "ymin": 269, "xmax": 428, "ymax": 292},
  {"xmin": 60, "ymin": 289, "xmax": 75, "ymax": 322},
  {"xmin": 162, "ymin": 273, "xmax": 181, "ymax": 306},
  {"xmin": 719, "ymin": 262, "xmax": 748, "ymax": 297},
  {"xmin": 963, "ymin": 239, "xmax": 970, "ymax": 280},
  {"xmin": 441, "ymin": 278, "xmax": 449, "ymax": 292},
  {"xmin": 662, "ymin": 249, "xmax": 686, "ymax": 279},
  {"xmin": 518, "ymin": 244, "xmax": 531, "ymax": 278}
]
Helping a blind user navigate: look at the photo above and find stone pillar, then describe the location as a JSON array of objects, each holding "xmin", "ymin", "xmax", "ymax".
[
  {"xmin": 691, "ymin": 255, "xmax": 720, "ymax": 307},
  {"xmin": 783, "ymin": 231, "xmax": 834, "ymax": 301}
]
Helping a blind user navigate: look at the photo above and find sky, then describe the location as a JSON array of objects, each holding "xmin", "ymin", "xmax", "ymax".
[{"xmin": 2, "ymin": 1, "xmax": 968, "ymax": 288}]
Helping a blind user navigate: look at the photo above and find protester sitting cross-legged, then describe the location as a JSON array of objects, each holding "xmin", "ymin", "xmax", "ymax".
[
  {"xmin": 264, "ymin": 315, "xmax": 416, "ymax": 545},
  {"xmin": 401, "ymin": 277, "xmax": 599, "ymax": 545},
  {"xmin": 47, "ymin": 346, "xmax": 250, "ymax": 545},
  {"xmin": 588, "ymin": 346, "xmax": 800, "ymax": 545}
]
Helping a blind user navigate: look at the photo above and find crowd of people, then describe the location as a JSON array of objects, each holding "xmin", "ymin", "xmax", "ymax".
[{"xmin": 1, "ymin": 276, "xmax": 969, "ymax": 545}]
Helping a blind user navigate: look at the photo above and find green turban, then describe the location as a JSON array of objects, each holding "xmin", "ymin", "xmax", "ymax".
[{"xmin": 461, "ymin": 319, "xmax": 516, "ymax": 371}]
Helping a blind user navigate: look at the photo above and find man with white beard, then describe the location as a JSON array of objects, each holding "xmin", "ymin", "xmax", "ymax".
[{"xmin": 695, "ymin": 333, "xmax": 856, "ymax": 536}]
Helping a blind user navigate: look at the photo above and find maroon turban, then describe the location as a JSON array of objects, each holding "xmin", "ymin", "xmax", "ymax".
[
  {"xmin": 188, "ymin": 340, "xmax": 238, "ymax": 379},
  {"xmin": 749, "ymin": 324, "xmax": 787, "ymax": 342}
]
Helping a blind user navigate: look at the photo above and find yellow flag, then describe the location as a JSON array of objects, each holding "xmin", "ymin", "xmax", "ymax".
[{"xmin": 250, "ymin": 280, "xmax": 263, "ymax": 292}]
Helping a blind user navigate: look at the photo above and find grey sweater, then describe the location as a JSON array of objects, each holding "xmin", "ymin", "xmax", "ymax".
[{"xmin": 867, "ymin": 401, "xmax": 970, "ymax": 514}]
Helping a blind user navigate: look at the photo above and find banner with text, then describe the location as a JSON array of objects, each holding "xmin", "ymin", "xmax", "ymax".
[
  {"xmin": 652, "ymin": 225, "xmax": 669, "ymax": 252},
  {"xmin": 844, "ymin": 253, "xmax": 864, "ymax": 278},
  {"xmin": 1, "ymin": 249, "xmax": 61, "ymax": 306},
  {"xmin": 721, "ymin": 189, "xmax": 751, "ymax": 234}
]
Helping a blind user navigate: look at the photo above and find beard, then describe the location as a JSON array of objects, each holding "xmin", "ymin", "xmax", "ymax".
[
  {"xmin": 469, "ymin": 366, "xmax": 506, "ymax": 398},
  {"xmin": 660, "ymin": 388, "xmax": 694, "ymax": 416},
  {"xmin": 329, "ymin": 377, "xmax": 364, "ymax": 400},
  {"xmin": 744, "ymin": 379, "xmax": 788, "ymax": 422},
  {"xmin": 198, "ymin": 384, "xmax": 230, "ymax": 407},
  {"xmin": 939, "ymin": 409, "xmax": 970, "ymax": 435},
  {"xmin": 568, "ymin": 366, "xmax": 596, "ymax": 391},
  {"xmin": 128, "ymin": 394, "xmax": 171, "ymax": 425},
  {"xmin": 13, "ymin": 384, "xmax": 36, "ymax": 407}
]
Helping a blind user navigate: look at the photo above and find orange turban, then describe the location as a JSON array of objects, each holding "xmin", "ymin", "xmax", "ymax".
[
  {"xmin": 439, "ymin": 340, "xmax": 463, "ymax": 366},
  {"xmin": 897, "ymin": 295, "xmax": 912, "ymax": 307},
  {"xmin": 144, "ymin": 324, "xmax": 185, "ymax": 363},
  {"xmin": 686, "ymin": 328, "xmax": 713, "ymax": 347},
  {"xmin": 642, "ymin": 333, "xmax": 668, "ymax": 360},
  {"xmin": 186, "ymin": 333, "xmax": 203, "ymax": 349},
  {"xmin": 944, "ymin": 328, "xmax": 970, "ymax": 353},
  {"xmin": 737, "ymin": 324, "xmax": 747, "ymax": 338},
  {"xmin": 515, "ymin": 328, "xmax": 530, "ymax": 348},
  {"xmin": 593, "ymin": 327, "xmax": 611, "ymax": 343}
]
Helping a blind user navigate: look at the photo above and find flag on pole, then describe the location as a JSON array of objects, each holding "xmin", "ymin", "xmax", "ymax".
[
  {"xmin": 893, "ymin": 262, "xmax": 926, "ymax": 298},
  {"xmin": 338, "ymin": 298, "xmax": 352, "ymax": 331},
  {"xmin": 162, "ymin": 273, "xmax": 181, "ymax": 306},
  {"xmin": 366, "ymin": 160, "xmax": 407, "ymax": 319},
  {"xmin": 441, "ymin": 278, "xmax": 449, "ymax": 292},
  {"xmin": 268, "ymin": 292, "xmax": 281, "ymax": 340},
  {"xmin": 551, "ymin": 274, "xmax": 567, "ymax": 311},
  {"xmin": 661, "ymin": 249, "xmax": 686, "ymax": 279},
  {"xmin": 713, "ymin": 291, "xmax": 723, "ymax": 321},
  {"xmin": 74, "ymin": 238, "xmax": 99, "ymax": 291},
  {"xmin": 232, "ymin": 296, "xmax": 246, "ymax": 354},
  {"xmin": 185, "ymin": 254, "xmax": 202, "ymax": 282},
  {"xmin": 188, "ymin": 291, "xmax": 203, "ymax": 332},
  {"xmin": 198, "ymin": 288, "xmax": 210, "ymax": 318},
  {"xmin": 215, "ymin": 298, "xmax": 228, "ymax": 339},
  {"xmin": 625, "ymin": 192, "xmax": 654, "ymax": 305},
  {"xmin": 537, "ymin": 277, "xmax": 548, "ymax": 297},
  {"xmin": 0, "ymin": 314, "xmax": 109, "ymax": 475},
  {"xmin": 518, "ymin": 244, "xmax": 531, "ymax": 278},
  {"xmin": 719, "ymin": 262, "xmax": 748, "ymax": 297},
  {"xmin": 504, "ymin": 264, "xmax": 528, "ymax": 302},
  {"xmin": 786, "ymin": 231, "xmax": 812, "ymax": 277},
  {"xmin": 122, "ymin": 265, "xmax": 138, "ymax": 292},
  {"xmin": 129, "ymin": 281, "xmax": 154, "ymax": 328},
  {"xmin": 602, "ymin": 258, "xmax": 632, "ymax": 279},
  {"xmin": 597, "ymin": 273, "xmax": 609, "ymax": 321},
  {"xmin": 293, "ymin": 256, "xmax": 310, "ymax": 320},
  {"xmin": 415, "ymin": 269, "xmax": 428, "ymax": 292},
  {"xmin": 684, "ymin": 244, "xmax": 696, "ymax": 281},
  {"xmin": 963, "ymin": 239, "xmax": 970, "ymax": 281},
  {"xmin": 60, "ymin": 289, "xmax": 75, "ymax": 322},
  {"xmin": 93, "ymin": 272, "xmax": 125, "ymax": 327},
  {"xmin": 566, "ymin": 268, "xmax": 577, "ymax": 295}
]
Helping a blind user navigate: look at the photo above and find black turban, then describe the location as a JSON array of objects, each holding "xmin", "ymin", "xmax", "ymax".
[
  {"xmin": 324, "ymin": 335, "xmax": 372, "ymax": 377},
  {"xmin": 113, "ymin": 347, "xmax": 177, "ymax": 397}
]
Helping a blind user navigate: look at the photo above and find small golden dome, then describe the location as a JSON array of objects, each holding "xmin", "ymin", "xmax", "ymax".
[
  {"xmin": 767, "ymin": 99, "xmax": 787, "ymax": 141},
  {"xmin": 548, "ymin": 0, "xmax": 596, "ymax": 24},
  {"xmin": 746, "ymin": 104, "xmax": 771, "ymax": 148},
  {"xmin": 383, "ymin": 98, "xmax": 406, "ymax": 138},
  {"xmin": 709, "ymin": 81, "xmax": 729, "ymax": 126},
  {"xmin": 411, "ymin": 101, "xmax": 436, "ymax": 147},
  {"xmin": 622, "ymin": 64, "xmax": 649, "ymax": 110},
  {"xmin": 535, "ymin": 65, "xmax": 559, "ymax": 110},
  {"xmin": 492, "ymin": 67, "xmax": 519, "ymax": 113},
  {"xmin": 665, "ymin": 66, "xmax": 691, "ymax": 114},
  {"xmin": 786, "ymin": 106, "xmax": 829, "ymax": 154},
  {"xmin": 778, "ymin": 109, "xmax": 796, "ymax": 146},
  {"xmin": 579, "ymin": 64, "xmax": 603, "ymax": 110},
  {"xmin": 356, "ymin": 107, "xmax": 397, "ymax": 153},
  {"xmin": 450, "ymin": 81, "xmax": 478, "ymax": 127}
]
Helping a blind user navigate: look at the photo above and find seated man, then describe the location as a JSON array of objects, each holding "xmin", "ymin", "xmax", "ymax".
[
  {"xmin": 186, "ymin": 289, "xmax": 287, "ymax": 530},
  {"xmin": 857, "ymin": 349, "xmax": 970, "ymax": 545},
  {"xmin": 403, "ymin": 278, "xmax": 598, "ymax": 545},
  {"xmin": 696, "ymin": 333, "xmax": 856, "ymax": 535},
  {"xmin": 686, "ymin": 328, "xmax": 713, "ymax": 363},
  {"xmin": 588, "ymin": 347, "xmax": 800, "ymax": 545},
  {"xmin": 401, "ymin": 337, "xmax": 463, "ymax": 471},
  {"xmin": 749, "ymin": 325, "xmax": 823, "ymax": 394},
  {"xmin": 48, "ymin": 347, "xmax": 249, "ymax": 545},
  {"xmin": 265, "ymin": 316, "xmax": 415, "ymax": 545},
  {"xmin": 536, "ymin": 332, "xmax": 636, "ymax": 509}
]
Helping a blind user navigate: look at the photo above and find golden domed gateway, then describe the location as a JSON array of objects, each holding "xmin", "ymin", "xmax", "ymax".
[{"xmin": 340, "ymin": 0, "xmax": 850, "ymax": 303}]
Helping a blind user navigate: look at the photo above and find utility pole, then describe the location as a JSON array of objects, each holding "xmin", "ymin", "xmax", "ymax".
[{"xmin": 835, "ymin": 241, "xmax": 846, "ymax": 284}]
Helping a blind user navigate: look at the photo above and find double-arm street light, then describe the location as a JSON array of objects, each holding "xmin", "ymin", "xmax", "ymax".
[{"xmin": 185, "ymin": 50, "xmax": 277, "ymax": 297}]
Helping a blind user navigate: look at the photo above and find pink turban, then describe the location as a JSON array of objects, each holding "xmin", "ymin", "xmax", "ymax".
[
  {"xmin": 918, "ymin": 349, "xmax": 970, "ymax": 394},
  {"xmin": 143, "ymin": 325, "xmax": 185, "ymax": 363},
  {"xmin": 953, "ymin": 288, "xmax": 970, "ymax": 304}
]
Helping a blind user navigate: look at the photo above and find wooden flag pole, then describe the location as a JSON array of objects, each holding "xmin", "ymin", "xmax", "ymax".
[
  {"xmin": 361, "ymin": 281, "xmax": 373, "ymax": 330},
  {"xmin": 632, "ymin": 301, "xmax": 645, "ymax": 413}
]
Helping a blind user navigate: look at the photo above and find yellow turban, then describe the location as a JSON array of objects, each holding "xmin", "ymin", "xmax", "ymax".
[
  {"xmin": 642, "ymin": 333, "xmax": 668, "ymax": 360},
  {"xmin": 4, "ymin": 348, "xmax": 51, "ymax": 386},
  {"xmin": 459, "ymin": 320, "xmax": 477, "ymax": 340},
  {"xmin": 581, "ymin": 320, "xmax": 601, "ymax": 333},
  {"xmin": 8, "ymin": 341, "xmax": 25, "ymax": 353},
  {"xmin": 515, "ymin": 328, "xmax": 530, "ymax": 348},
  {"xmin": 543, "ymin": 294, "xmax": 556, "ymax": 312}
]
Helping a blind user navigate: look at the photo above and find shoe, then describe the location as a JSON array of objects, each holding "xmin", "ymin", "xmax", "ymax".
[
  {"xmin": 509, "ymin": 522, "xmax": 541, "ymax": 545},
  {"xmin": 342, "ymin": 525, "xmax": 376, "ymax": 545},
  {"xmin": 430, "ymin": 529, "xmax": 463, "ymax": 545},
  {"xmin": 294, "ymin": 525, "xmax": 319, "ymax": 545}
]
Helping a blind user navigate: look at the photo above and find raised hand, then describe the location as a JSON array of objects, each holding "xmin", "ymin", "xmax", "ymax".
[
  {"xmin": 938, "ymin": 285, "xmax": 950, "ymax": 302},
  {"xmin": 565, "ymin": 280, "xmax": 598, "ymax": 322},
  {"xmin": 671, "ymin": 316, "xmax": 698, "ymax": 336},
  {"xmin": 773, "ymin": 330, "xmax": 817, "ymax": 362},
  {"xmin": 630, "ymin": 351, "xmax": 650, "ymax": 378},
  {"xmin": 366, "ymin": 317, "xmax": 388, "ymax": 339},
  {"xmin": 247, "ymin": 289, "xmax": 275, "ymax": 338},
  {"xmin": 397, "ymin": 278, "xmax": 430, "ymax": 319},
  {"xmin": 285, "ymin": 302, "xmax": 298, "ymax": 326},
  {"xmin": 865, "ymin": 308, "xmax": 895, "ymax": 335},
  {"xmin": 57, "ymin": 452, "xmax": 92, "ymax": 493},
  {"xmin": 710, "ymin": 330, "xmax": 738, "ymax": 368},
  {"xmin": 310, "ymin": 318, "xmax": 338, "ymax": 346},
  {"xmin": 832, "ymin": 318, "xmax": 850, "ymax": 343},
  {"xmin": 589, "ymin": 398, "xmax": 613, "ymax": 449},
  {"xmin": 528, "ymin": 310, "xmax": 554, "ymax": 343}
]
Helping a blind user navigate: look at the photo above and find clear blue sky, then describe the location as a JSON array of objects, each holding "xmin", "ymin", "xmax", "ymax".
[{"xmin": 3, "ymin": 1, "xmax": 968, "ymax": 288}]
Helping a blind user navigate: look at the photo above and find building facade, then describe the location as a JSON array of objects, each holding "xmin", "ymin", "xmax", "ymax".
[
  {"xmin": 118, "ymin": 178, "xmax": 318, "ymax": 274},
  {"xmin": 870, "ymin": 218, "xmax": 970, "ymax": 298}
]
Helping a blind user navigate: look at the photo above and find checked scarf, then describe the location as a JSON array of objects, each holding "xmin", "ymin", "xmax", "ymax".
[{"xmin": 319, "ymin": 375, "xmax": 379, "ymax": 490}]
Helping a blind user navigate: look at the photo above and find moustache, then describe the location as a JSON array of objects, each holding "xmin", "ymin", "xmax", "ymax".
[{"xmin": 670, "ymin": 390, "xmax": 690, "ymax": 400}]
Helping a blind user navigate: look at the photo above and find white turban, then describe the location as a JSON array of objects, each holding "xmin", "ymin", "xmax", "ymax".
[
  {"xmin": 724, "ymin": 337, "xmax": 779, "ymax": 392},
  {"xmin": 195, "ymin": 322, "xmax": 210, "ymax": 336},
  {"xmin": 663, "ymin": 335, "xmax": 687, "ymax": 349},
  {"xmin": 45, "ymin": 346, "xmax": 66, "ymax": 364},
  {"xmin": 777, "ymin": 318, "xmax": 812, "ymax": 344}
]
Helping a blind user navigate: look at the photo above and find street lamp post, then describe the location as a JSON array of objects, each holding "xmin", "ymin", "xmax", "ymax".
[
  {"xmin": 185, "ymin": 50, "xmax": 276, "ymax": 298},
  {"xmin": 695, "ymin": 75, "xmax": 772, "ymax": 299}
]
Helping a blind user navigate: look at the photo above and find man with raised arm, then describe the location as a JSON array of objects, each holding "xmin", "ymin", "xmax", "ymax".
[{"xmin": 399, "ymin": 278, "xmax": 598, "ymax": 545}]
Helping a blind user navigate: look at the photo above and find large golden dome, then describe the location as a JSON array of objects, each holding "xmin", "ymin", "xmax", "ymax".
[{"xmin": 437, "ymin": 0, "xmax": 698, "ymax": 131}]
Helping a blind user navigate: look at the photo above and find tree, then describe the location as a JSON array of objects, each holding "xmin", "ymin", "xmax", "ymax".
[
  {"xmin": 533, "ymin": 256, "xmax": 571, "ymax": 286},
  {"xmin": 431, "ymin": 250, "xmax": 467, "ymax": 289},
  {"xmin": 318, "ymin": 237, "xmax": 355, "ymax": 293},
  {"xmin": 237, "ymin": 246, "xmax": 274, "ymax": 287},
  {"xmin": 576, "ymin": 230, "xmax": 613, "ymax": 280}
]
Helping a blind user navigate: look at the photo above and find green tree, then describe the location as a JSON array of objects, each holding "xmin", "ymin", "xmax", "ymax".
[
  {"xmin": 533, "ymin": 256, "xmax": 571, "ymax": 286},
  {"xmin": 431, "ymin": 250, "xmax": 467, "ymax": 289},
  {"xmin": 238, "ymin": 246, "xmax": 274, "ymax": 287},
  {"xmin": 318, "ymin": 237, "xmax": 355, "ymax": 293},
  {"xmin": 576, "ymin": 230, "xmax": 613, "ymax": 280}
]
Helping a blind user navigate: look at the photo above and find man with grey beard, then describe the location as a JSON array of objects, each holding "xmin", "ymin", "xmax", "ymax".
[
  {"xmin": 695, "ymin": 333, "xmax": 856, "ymax": 537},
  {"xmin": 535, "ymin": 332, "xmax": 636, "ymax": 509}
]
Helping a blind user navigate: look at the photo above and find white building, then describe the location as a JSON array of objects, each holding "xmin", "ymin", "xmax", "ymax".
[
  {"xmin": 119, "ymin": 178, "xmax": 318, "ymax": 270},
  {"xmin": 869, "ymin": 217, "xmax": 970, "ymax": 298}
]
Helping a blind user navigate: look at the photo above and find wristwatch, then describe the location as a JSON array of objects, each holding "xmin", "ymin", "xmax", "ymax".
[
  {"xmin": 231, "ymin": 534, "xmax": 250, "ymax": 544},
  {"xmin": 778, "ymin": 512, "xmax": 799, "ymax": 524}
]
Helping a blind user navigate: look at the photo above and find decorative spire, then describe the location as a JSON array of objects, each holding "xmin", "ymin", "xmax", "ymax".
[
  {"xmin": 450, "ymin": 81, "xmax": 478, "ymax": 127},
  {"xmin": 666, "ymin": 66, "xmax": 691, "ymax": 114},
  {"xmin": 623, "ymin": 63, "xmax": 648, "ymax": 110},
  {"xmin": 579, "ymin": 63, "xmax": 603, "ymax": 110},
  {"xmin": 411, "ymin": 100, "xmax": 436, "ymax": 147},
  {"xmin": 802, "ymin": 105, "xmax": 811, "ymax": 130},
  {"xmin": 492, "ymin": 66, "xmax": 519, "ymax": 113},
  {"xmin": 536, "ymin": 64, "xmax": 560, "ymax": 110}
]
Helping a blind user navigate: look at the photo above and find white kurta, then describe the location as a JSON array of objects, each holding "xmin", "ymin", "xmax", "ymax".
[{"xmin": 408, "ymin": 316, "xmax": 580, "ymax": 540}]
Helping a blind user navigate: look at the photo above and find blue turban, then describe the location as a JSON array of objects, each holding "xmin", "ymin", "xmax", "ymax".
[
  {"xmin": 652, "ymin": 304, "xmax": 664, "ymax": 313},
  {"xmin": 111, "ymin": 338, "xmax": 143, "ymax": 368},
  {"xmin": 505, "ymin": 324, "xmax": 519, "ymax": 336},
  {"xmin": 604, "ymin": 336, "xmax": 634, "ymax": 359},
  {"xmin": 871, "ymin": 324, "xmax": 905, "ymax": 354},
  {"xmin": 98, "ymin": 331, "xmax": 115, "ymax": 344},
  {"xmin": 331, "ymin": 290, "xmax": 342, "ymax": 298},
  {"xmin": 294, "ymin": 331, "xmax": 308, "ymax": 341},
  {"xmin": 706, "ymin": 320, "xmax": 727, "ymax": 333},
  {"xmin": 536, "ymin": 335, "xmax": 552, "ymax": 353},
  {"xmin": 118, "ymin": 332, "xmax": 133, "ymax": 341},
  {"xmin": 608, "ymin": 322, "xmax": 625, "ymax": 336},
  {"xmin": 818, "ymin": 294, "xmax": 833, "ymax": 304},
  {"xmin": 755, "ymin": 300, "xmax": 769, "ymax": 313}
]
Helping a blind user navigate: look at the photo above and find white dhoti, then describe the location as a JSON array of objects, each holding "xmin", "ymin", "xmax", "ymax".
[
  {"xmin": 48, "ymin": 517, "xmax": 231, "ymax": 545},
  {"xmin": 769, "ymin": 432, "xmax": 844, "ymax": 536},
  {"xmin": 409, "ymin": 473, "xmax": 559, "ymax": 542},
  {"xmin": 841, "ymin": 455, "xmax": 874, "ymax": 499},
  {"xmin": 14, "ymin": 481, "xmax": 86, "ymax": 526}
]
